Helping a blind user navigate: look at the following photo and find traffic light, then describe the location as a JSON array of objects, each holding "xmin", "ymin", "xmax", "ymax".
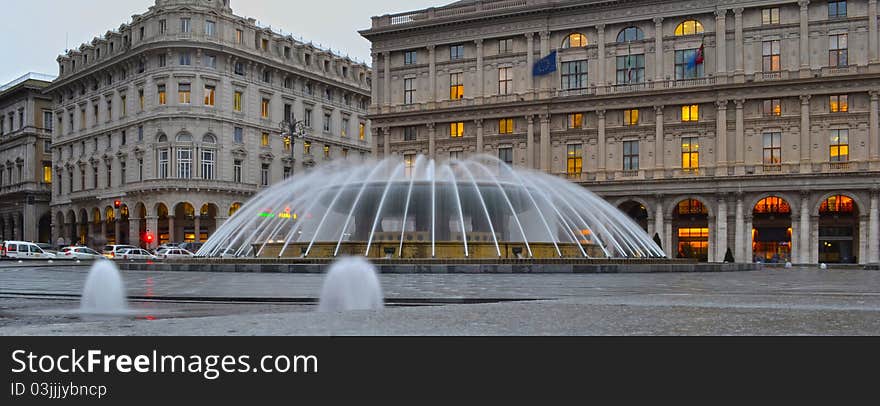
[
  {"xmin": 114, "ymin": 200, "xmax": 122, "ymax": 209},
  {"xmin": 144, "ymin": 231, "xmax": 155, "ymax": 244}
]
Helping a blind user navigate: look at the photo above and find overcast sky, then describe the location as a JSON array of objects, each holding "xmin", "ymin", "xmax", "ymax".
[{"xmin": 0, "ymin": 0, "xmax": 442, "ymax": 84}]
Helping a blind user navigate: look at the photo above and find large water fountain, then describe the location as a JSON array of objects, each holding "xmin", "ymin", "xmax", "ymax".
[{"xmin": 199, "ymin": 155, "xmax": 664, "ymax": 260}]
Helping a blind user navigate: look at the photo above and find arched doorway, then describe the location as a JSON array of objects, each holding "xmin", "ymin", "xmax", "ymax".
[
  {"xmin": 673, "ymin": 199, "xmax": 709, "ymax": 262},
  {"xmin": 105, "ymin": 207, "xmax": 116, "ymax": 245},
  {"xmin": 156, "ymin": 203, "xmax": 170, "ymax": 245},
  {"xmin": 618, "ymin": 201, "xmax": 649, "ymax": 232},
  {"xmin": 819, "ymin": 195, "xmax": 859, "ymax": 264},
  {"xmin": 78, "ymin": 209, "xmax": 89, "ymax": 245},
  {"xmin": 38, "ymin": 213, "xmax": 52, "ymax": 243},
  {"xmin": 199, "ymin": 204, "xmax": 218, "ymax": 242},
  {"xmin": 229, "ymin": 202, "xmax": 242, "ymax": 217},
  {"xmin": 752, "ymin": 197, "xmax": 792, "ymax": 263},
  {"xmin": 66, "ymin": 210, "xmax": 78, "ymax": 244},
  {"xmin": 174, "ymin": 202, "xmax": 197, "ymax": 243},
  {"xmin": 118, "ymin": 205, "xmax": 130, "ymax": 244},
  {"xmin": 0, "ymin": 217, "xmax": 5, "ymax": 240}
]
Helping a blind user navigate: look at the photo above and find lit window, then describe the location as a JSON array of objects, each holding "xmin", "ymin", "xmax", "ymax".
[
  {"xmin": 178, "ymin": 83, "xmax": 191, "ymax": 104},
  {"xmin": 763, "ymin": 40, "xmax": 781, "ymax": 72},
  {"xmin": 303, "ymin": 141, "xmax": 311, "ymax": 155},
  {"xmin": 830, "ymin": 95, "xmax": 848, "ymax": 113},
  {"xmin": 323, "ymin": 145, "xmax": 331, "ymax": 159},
  {"xmin": 359, "ymin": 123, "xmax": 366, "ymax": 140},
  {"xmin": 43, "ymin": 164, "xmax": 52, "ymax": 183},
  {"xmin": 820, "ymin": 195, "xmax": 854, "ymax": 214},
  {"xmin": 623, "ymin": 141, "xmax": 639, "ymax": 171},
  {"xmin": 449, "ymin": 73, "xmax": 464, "ymax": 100},
  {"xmin": 762, "ymin": 8, "xmax": 780, "ymax": 25},
  {"xmin": 567, "ymin": 113, "xmax": 583, "ymax": 129},
  {"xmin": 830, "ymin": 129, "xmax": 849, "ymax": 162},
  {"xmin": 624, "ymin": 109, "xmax": 639, "ymax": 126},
  {"xmin": 450, "ymin": 122, "xmax": 464, "ymax": 138},
  {"xmin": 261, "ymin": 98, "xmax": 270, "ymax": 118},
  {"xmin": 755, "ymin": 197, "xmax": 791, "ymax": 214},
  {"xmin": 567, "ymin": 144, "xmax": 583, "ymax": 177},
  {"xmin": 763, "ymin": 132, "xmax": 782, "ymax": 165},
  {"xmin": 562, "ymin": 33, "xmax": 587, "ymax": 48},
  {"xmin": 404, "ymin": 154, "xmax": 415, "ymax": 176},
  {"xmin": 499, "ymin": 118, "xmax": 514, "ymax": 134},
  {"xmin": 681, "ymin": 137, "xmax": 699, "ymax": 170},
  {"xmin": 236, "ymin": 29, "xmax": 243, "ymax": 44},
  {"xmin": 763, "ymin": 99, "xmax": 782, "ymax": 116},
  {"xmin": 157, "ymin": 84, "xmax": 166, "ymax": 105},
  {"xmin": 674, "ymin": 20, "xmax": 704, "ymax": 36},
  {"xmin": 678, "ymin": 199, "xmax": 708, "ymax": 215},
  {"xmin": 261, "ymin": 132, "xmax": 270, "ymax": 147},
  {"xmin": 204, "ymin": 85, "xmax": 215, "ymax": 106},
  {"xmin": 681, "ymin": 105, "xmax": 699, "ymax": 122},
  {"xmin": 233, "ymin": 91, "xmax": 243, "ymax": 112}
]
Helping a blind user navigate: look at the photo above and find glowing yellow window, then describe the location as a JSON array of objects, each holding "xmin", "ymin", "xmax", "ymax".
[
  {"xmin": 681, "ymin": 105, "xmax": 699, "ymax": 122},
  {"xmin": 830, "ymin": 129, "xmax": 849, "ymax": 162},
  {"xmin": 449, "ymin": 73, "xmax": 464, "ymax": 100},
  {"xmin": 158, "ymin": 85, "xmax": 166, "ymax": 105},
  {"xmin": 261, "ymin": 99, "xmax": 270, "ymax": 118},
  {"xmin": 359, "ymin": 123, "xmax": 365, "ymax": 140},
  {"xmin": 261, "ymin": 132, "xmax": 270, "ymax": 147},
  {"xmin": 43, "ymin": 164, "xmax": 52, "ymax": 183},
  {"xmin": 283, "ymin": 136, "xmax": 291, "ymax": 151},
  {"xmin": 624, "ymin": 109, "xmax": 639, "ymax": 126},
  {"xmin": 566, "ymin": 144, "xmax": 583, "ymax": 177},
  {"xmin": 450, "ymin": 122, "xmax": 464, "ymax": 138},
  {"xmin": 178, "ymin": 83, "xmax": 191, "ymax": 104},
  {"xmin": 204, "ymin": 85, "xmax": 215, "ymax": 106},
  {"xmin": 303, "ymin": 141, "xmax": 311, "ymax": 155},
  {"xmin": 499, "ymin": 118, "xmax": 514, "ymax": 134},
  {"xmin": 681, "ymin": 137, "xmax": 700, "ymax": 170},
  {"xmin": 563, "ymin": 33, "xmax": 588, "ymax": 48},
  {"xmin": 674, "ymin": 20, "xmax": 705, "ymax": 36},
  {"xmin": 567, "ymin": 113, "xmax": 583, "ymax": 129},
  {"xmin": 830, "ymin": 95, "xmax": 848, "ymax": 113},
  {"xmin": 233, "ymin": 91, "xmax": 242, "ymax": 112}
]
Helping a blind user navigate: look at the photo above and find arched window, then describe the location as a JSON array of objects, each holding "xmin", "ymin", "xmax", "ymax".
[
  {"xmin": 674, "ymin": 20, "xmax": 704, "ymax": 36},
  {"xmin": 202, "ymin": 134, "xmax": 217, "ymax": 144},
  {"xmin": 157, "ymin": 133, "xmax": 167, "ymax": 143},
  {"xmin": 820, "ymin": 195, "xmax": 855, "ymax": 214},
  {"xmin": 229, "ymin": 203, "xmax": 242, "ymax": 217},
  {"xmin": 677, "ymin": 199, "xmax": 708, "ymax": 215},
  {"xmin": 562, "ymin": 33, "xmax": 588, "ymax": 48},
  {"xmin": 176, "ymin": 132, "xmax": 192, "ymax": 143},
  {"xmin": 617, "ymin": 26, "xmax": 644, "ymax": 42},
  {"xmin": 754, "ymin": 197, "xmax": 791, "ymax": 215}
]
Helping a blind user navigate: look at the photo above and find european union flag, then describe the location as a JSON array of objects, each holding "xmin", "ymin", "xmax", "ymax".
[{"xmin": 533, "ymin": 50, "xmax": 557, "ymax": 77}]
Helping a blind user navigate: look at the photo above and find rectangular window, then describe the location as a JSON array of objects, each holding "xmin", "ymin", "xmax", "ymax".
[
  {"xmin": 323, "ymin": 113, "xmax": 331, "ymax": 132},
  {"xmin": 567, "ymin": 144, "xmax": 583, "ymax": 177},
  {"xmin": 261, "ymin": 98, "xmax": 270, "ymax": 118},
  {"xmin": 323, "ymin": 145, "xmax": 331, "ymax": 159},
  {"xmin": 763, "ymin": 40, "xmax": 781, "ymax": 72},
  {"xmin": 449, "ymin": 73, "xmax": 464, "ymax": 100},
  {"xmin": 681, "ymin": 105, "xmax": 699, "ymax": 122},
  {"xmin": 261, "ymin": 38, "xmax": 269, "ymax": 51},
  {"xmin": 234, "ymin": 62, "xmax": 244, "ymax": 75},
  {"xmin": 179, "ymin": 52, "xmax": 191, "ymax": 66},
  {"xmin": 674, "ymin": 49, "xmax": 704, "ymax": 79},
  {"xmin": 158, "ymin": 149, "xmax": 169, "ymax": 178},
  {"xmin": 233, "ymin": 160, "xmax": 242, "ymax": 183},
  {"xmin": 138, "ymin": 89, "xmax": 145, "ymax": 110},
  {"xmin": 263, "ymin": 70, "xmax": 271, "ymax": 83},
  {"xmin": 830, "ymin": 129, "xmax": 849, "ymax": 162},
  {"xmin": 205, "ymin": 54, "xmax": 216, "ymax": 69},
  {"xmin": 616, "ymin": 54, "xmax": 645, "ymax": 84},
  {"xmin": 828, "ymin": 1, "xmax": 847, "ymax": 18},
  {"xmin": 177, "ymin": 148, "xmax": 192, "ymax": 178},
  {"xmin": 404, "ymin": 154, "xmax": 415, "ymax": 176},
  {"xmin": 178, "ymin": 83, "xmax": 191, "ymax": 104},
  {"xmin": 567, "ymin": 113, "xmax": 583, "ymax": 129},
  {"xmin": 404, "ymin": 78, "xmax": 415, "ymax": 104},
  {"xmin": 359, "ymin": 123, "xmax": 366, "ymax": 140},
  {"xmin": 449, "ymin": 150, "xmax": 462, "ymax": 161},
  {"xmin": 236, "ymin": 29, "xmax": 243, "ymax": 44},
  {"xmin": 204, "ymin": 85, "xmax": 215, "ymax": 106},
  {"xmin": 106, "ymin": 163, "xmax": 112, "ymax": 188},
  {"xmin": 42, "ymin": 163, "xmax": 52, "ymax": 183},
  {"xmin": 43, "ymin": 111, "xmax": 54, "ymax": 132},
  {"xmin": 404, "ymin": 126, "xmax": 417, "ymax": 141},
  {"xmin": 623, "ymin": 141, "xmax": 640, "ymax": 171},
  {"xmin": 106, "ymin": 100, "xmax": 113, "ymax": 122},
  {"xmin": 158, "ymin": 84, "xmax": 167, "ymax": 105},
  {"xmin": 499, "ymin": 118, "xmax": 514, "ymax": 134},
  {"xmin": 624, "ymin": 109, "xmax": 639, "ymax": 126},
  {"xmin": 450, "ymin": 44, "xmax": 464, "ymax": 61},
  {"xmin": 341, "ymin": 118, "xmax": 349, "ymax": 137},
  {"xmin": 763, "ymin": 132, "xmax": 782, "ymax": 165},
  {"xmin": 681, "ymin": 137, "xmax": 700, "ymax": 170},
  {"xmin": 304, "ymin": 109, "xmax": 312, "ymax": 128},
  {"xmin": 829, "ymin": 34, "xmax": 848, "ymax": 67},
  {"xmin": 261, "ymin": 164, "xmax": 269, "ymax": 186},
  {"xmin": 498, "ymin": 67, "xmax": 513, "ymax": 95},
  {"xmin": 498, "ymin": 38, "xmax": 513, "ymax": 54},
  {"xmin": 120, "ymin": 95, "xmax": 126, "ymax": 117},
  {"xmin": 261, "ymin": 132, "xmax": 270, "ymax": 147},
  {"xmin": 180, "ymin": 18, "xmax": 191, "ymax": 33},
  {"xmin": 234, "ymin": 127, "xmax": 243, "ymax": 144},
  {"xmin": 450, "ymin": 122, "xmax": 464, "ymax": 138},
  {"xmin": 404, "ymin": 51, "xmax": 417, "ymax": 65},
  {"xmin": 233, "ymin": 91, "xmax": 243, "ymax": 112},
  {"xmin": 159, "ymin": 19, "xmax": 167, "ymax": 34},
  {"xmin": 138, "ymin": 159, "xmax": 143, "ymax": 181},
  {"xmin": 498, "ymin": 147, "xmax": 513, "ymax": 166},
  {"xmin": 764, "ymin": 99, "xmax": 782, "ymax": 116},
  {"xmin": 830, "ymin": 95, "xmax": 848, "ymax": 113},
  {"xmin": 138, "ymin": 125, "xmax": 144, "ymax": 142},
  {"xmin": 762, "ymin": 8, "xmax": 780, "ymax": 25},
  {"xmin": 303, "ymin": 141, "xmax": 311, "ymax": 155},
  {"xmin": 205, "ymin": 20, "xmax": 215, "ymax": 36},
  {"xmin": 159, "ymin": 54, "xmax": 167, "ymax": 67},
  {"xmin": 561, "ymin": 60, "xmax": 588, "ymax": 90}
]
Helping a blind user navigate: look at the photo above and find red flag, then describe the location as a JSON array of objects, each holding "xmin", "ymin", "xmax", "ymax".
[{"xmin": 695, "ymin": 42, "xmax": 705, "ymax": 65}]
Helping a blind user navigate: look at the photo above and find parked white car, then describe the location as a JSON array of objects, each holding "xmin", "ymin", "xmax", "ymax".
[
  {"xmin": 1, "ymin": 241, "xmax": 56, "ymax": 260},
  {"xmin": 117, "ymin": 248, "xmax": 158, "ymax": 261},
  {"xmin": 102, "ymin": 245, "xmax": 138, "ymax": 259},
  {"xmin": 59, "ymin": 246, "xmax": 104, "ymax": 260},
  {"xmin": 156, "ymin": 248, "xmax": 195, "ymax": 259}
]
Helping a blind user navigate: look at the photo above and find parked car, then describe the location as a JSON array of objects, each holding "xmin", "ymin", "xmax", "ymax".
[
  {"xmin": 156, "ymin": 248, "xmax": 195, "ymax": 260},
  {"xmin": 36, "ymin": 243, "xmax": 59, "ymax": 257},
  {"xmin": 178, "ymin": 242, "xmax": 204, "ymax": 253},
  {"xmin": 102, "ymin": 245, "xmax": 138, "ymax": 259},
  {"xmin": 59, "ymin": 246, "xmax": 104, "ymax": 260},
  {"xmin": 117, "ymin": 248, "xmax": 158, "ymax": 261},
  {"xmin": 1, "ymin": 241, "xmax": 56, "ymax": 260}
]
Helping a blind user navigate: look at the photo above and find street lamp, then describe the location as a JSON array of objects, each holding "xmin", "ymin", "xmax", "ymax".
[{"xmin": 280, "ymin": 111, "xmax": 308, "ymax": 178}]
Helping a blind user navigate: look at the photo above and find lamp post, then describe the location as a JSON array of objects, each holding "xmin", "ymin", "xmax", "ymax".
[{"xmin": 280, "ymin": 111, "xmax": 308, "ymax": 179}]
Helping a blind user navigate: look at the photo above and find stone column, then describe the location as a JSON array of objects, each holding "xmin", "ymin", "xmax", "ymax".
[
  {"xmin": 383, "ymin": 51, "xmax": 391, "ymax": 107},
  {"xmin": 653, "ymin": 17, "xmax": 664, "ymax": 81},
  {"xmin": 734, "ymin": 99, "xmax": 745, "ymax": 174},
  {"xmin": 744, "ymin": 215, "xmax": 753, "ymax": 262},
  {"xmin": 810, "ymin": 215, "xmax": 820, "ymax": 264},
  {"xmin": 168, "ymin": 216, "xmax": 175, "ymax": 243},
  {"xmin": 129, "ymin": 218, "xmax": 141, "ymax": 247},
  {"xmin": 734, "ymin": 8, "xmax": 744, "ymax": 77},
  {"xmin": 596, "ymin": 25, "xmax": 606, "ymax": 88},
  {"xmin": 707, "ymin": 216, "xmax": 715, "ymax": 263},
  {"xmin": 654, "ymin": 199, "xmax": 665, "ymax": 255},
  {"xmin": 664, "ymin": 219, "xmax": 673, "ymax": 258},
  {"xmin": 799, "ymin": 193, "xmax": 811, "ymax": 264},
  {"xmin": 475, "ymin": 119, "xmax": 484, "ymax": 155},
  {"xmin": 100, "ymin": 221, "xmax": 107, "ymax": 244},
  {"xmin": 859, "ymin": 215, "xmax": 868, "ymax": 265},
  {"xmin": 799, "ymin": 1, "xmax": 811, "ymax": 74},
  {"xmin": 23, "ymin": 203, "xmax": 36, "ymax": 242},
  {"xmin": 194, "ymin": 215, "xmax": 201, "ymax": 242},
  {"xmin": 869, "ymin": 190, "xmax": 880, "ymax": 263},
  {"xmin": 716, "ymin": 100, "xmax": 728, "ymax": 171},
  {"xmin": 716, "ymin": 197, "xmax": 729, "ymax": 262},
  {"xmin": 597, "ymin": 110, "xmax": 607, "ymax": 178},
  {"xmin": 734, "ymin": 195, "xmax": 745, "ymax": 263},
  {"xmin": 146, "ymin": 216, "xmax": 158, "ymax": 249},
  {"xmin": 870, "ymin": 91, "xmax": 879, "ymax": 162},
  {"xmin": 114, "ymin": 213, "xmax": 121, "ymax": 244},
  {"xmin": 869, "ymin": 0, "xmax": 878, "ymax": 63},
  {"xmin": 800, "ymin": 95, "xmax": 811, "ymax": 171},
  {"xmin": 525, "ymin": 33, "xmax": 535, "ymax": 93},
  {"xmin": 540, "ymin": 115, "xmax": 551, "ymax": 172},
  {"xmin": 371, "ymin": 124, "xmax": 379, "ymax": 157},
  {"xmin": 428, "ymin": 45, "xmax": 436, "ymax": 103},
  {"xmin": 427, "ymin": 123, "xmax": 436, "ymax": 160},
  {"xmin": 382, "ymin": 127, "xmax": 391, "ymax": 157},
  {"xmin": 715, "ymin": 9, "xmax": 727, "ymax": 77},
  {"xmin": 539, "ymin": 31, "xmax": 550, "ymax": 92},
  {"xmin": 11, "ymin": 216, "xmax": 19, "ymax": 241},
  {"xmin": 526, "ymin": 115, "xmax": 536, "ymax": 169},
  {"xmin": 370, "ymin": 53, "xmax": 379, "ymax": 108},
  {"xmin": 654, "ymin": 106, "xmax": 664, "ymax": 170},
  {"xmin": 475, "ymin": 39, "xmax": 484, "ymax": 100}
]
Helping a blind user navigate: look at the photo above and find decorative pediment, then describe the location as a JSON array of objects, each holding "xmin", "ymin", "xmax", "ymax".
[
  {"xmin": 115, "ymin": 151, "xmax": 128, "ymax": 162},
  {"xmin": 281, "ymin": 156, "xmax": 295, "ymax": 165},
  {"xmin": 259, "ymin": 152, "xmax": 275, "ymax": 163},
  {"xmin": 102, "ymin": 153, "xmax": 114, "ymax": 163},
  {"xmin": 132, "ymin": 146, "xmax": 146, "ymax": 158},
  {"xmin": 231, "ymin": 147, "xmax": 248, "ymax": 159}
]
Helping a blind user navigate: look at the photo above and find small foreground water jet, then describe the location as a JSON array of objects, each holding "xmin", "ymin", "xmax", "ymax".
[
  {"xmin": 80, "ymin": 260, "xmax": 128, "ymax": 314},
  {"xmin": 318, "ymin": 257, "xmax": 384, "ymax": 312}
]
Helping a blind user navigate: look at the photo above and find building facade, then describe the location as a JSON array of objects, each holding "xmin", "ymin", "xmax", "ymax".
[
  {"xmin": 48, "ymin": 0, "xmax": 372, "ymax": 248},
  {"xmin": 361, "ymin": 0, "xmax": 880, "ymax": 264},
  {"xmin": 0, "ymin": 73, "xmax": 55, "ymax": 243}
]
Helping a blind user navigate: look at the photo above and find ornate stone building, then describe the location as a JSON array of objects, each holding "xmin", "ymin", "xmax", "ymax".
[
  {"xmin": 0, "ymin": 73, "xmax": 55, "ymax": 243},
  {"xmin": 48, "ymin": 0, "xmax": 372, "ymax": 248},
  {"xmin": 361, "ymin": 0, "xmax": 880, "ymax": 264}
]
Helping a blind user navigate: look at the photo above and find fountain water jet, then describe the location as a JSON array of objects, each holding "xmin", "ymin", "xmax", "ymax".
[
  {"xmin": 80, "ymin": 260, "xmax": 128, "ymax": 314},
  {"xmin": 318, "ymin": 257, "xmax": 384, "ymax": 312}
]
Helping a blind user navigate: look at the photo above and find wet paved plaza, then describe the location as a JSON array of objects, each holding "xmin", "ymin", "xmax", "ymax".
[{"xmin": 1, "ymin": 263, "xmax": 879, "ymax": 335}]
